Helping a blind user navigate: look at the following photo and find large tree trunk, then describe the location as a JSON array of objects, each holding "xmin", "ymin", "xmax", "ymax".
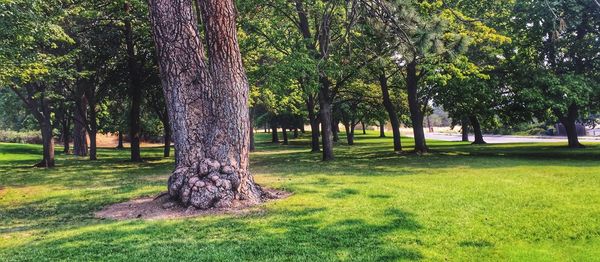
[
  {"xmin": 149, "ymin": 0, "xmax": 263, "ymax": 209},
  {"xmin": 306, "ymin": 95, "xmax": 320, "ymax": 152},
  {"xmin": 560, "ymin": 103, "xmax": 584, "ymax": 148},
  {"xmin": 125, "ymin": 2, "xmax": 142, "ymax": 162},
  {"xmin": 379, "ymin": 121, "xmax": 386, "ymax": 137},
  {"xmin": 469, "ymin": 115, "xmax": 486, "ymax": 144},
  {"xmin": 406, "ymin": 61, "xmax": 427, "ymax": 153},
  {"xmin": 379, "ymin": 73, "xmax": 402, "ymax": 151}
]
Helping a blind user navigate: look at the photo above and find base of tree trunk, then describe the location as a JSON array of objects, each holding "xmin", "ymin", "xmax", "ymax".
[
  {"xmin": 412, "ymin": 148, "xmax": 428, "ymax": 155},
  {"xmin": 34, "ymin": 160, "xmax": 55, "ymax": 168},
  {"xmin": 568, "ymin": 143, "xmax": 585, "ymax": 148},
  {"xmin": 167, "ymin": 159, "xmax": 264, "ymax": 209},
  {"xmin": 472, "ymin": 140, "xmax": 487, "ymax": 145},
  {"xmin": 96, "ymin": 188, "xmax": 290, "ymax": 220}
]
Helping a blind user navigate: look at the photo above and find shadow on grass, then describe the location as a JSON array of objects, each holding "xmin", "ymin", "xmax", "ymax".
[{"xmin": 2, "ymin": 206, "xmax": 423, "ymax": 261}]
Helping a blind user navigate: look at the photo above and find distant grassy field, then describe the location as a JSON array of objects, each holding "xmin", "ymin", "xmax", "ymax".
[{"xmin": 1, "ymin": 132, "xmax": 600, "ymax": 261}]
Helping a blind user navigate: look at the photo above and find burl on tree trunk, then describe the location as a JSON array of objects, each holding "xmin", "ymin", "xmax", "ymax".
[{"xmin": 148, "ymin": 0, "xmax": 263, "ymax": 209}]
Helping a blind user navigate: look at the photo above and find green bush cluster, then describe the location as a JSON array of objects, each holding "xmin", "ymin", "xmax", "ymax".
[{"xmin": 0, "ymin": 130, "xmax": 42, "ymax": 144}]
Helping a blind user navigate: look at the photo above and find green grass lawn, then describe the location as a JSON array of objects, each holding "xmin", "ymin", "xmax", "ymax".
[{"xmin": 1, "ymin": 132, "xmax": 600, "ymax": 261}]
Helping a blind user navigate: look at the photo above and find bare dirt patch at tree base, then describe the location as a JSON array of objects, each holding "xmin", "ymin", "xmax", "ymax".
[{"xmin": 95, "ymin": 188, "xmax": 291, "ymax": 220}]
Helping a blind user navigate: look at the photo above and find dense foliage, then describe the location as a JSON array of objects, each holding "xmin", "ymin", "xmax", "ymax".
[{"xmin": 0, "ymin": 0, "xmax": 599, "ymax": 165}]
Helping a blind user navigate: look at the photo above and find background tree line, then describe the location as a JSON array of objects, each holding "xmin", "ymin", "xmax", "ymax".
[{"xmin": 0, "ymin": 0, "xmax": 599, "ymax": 167}]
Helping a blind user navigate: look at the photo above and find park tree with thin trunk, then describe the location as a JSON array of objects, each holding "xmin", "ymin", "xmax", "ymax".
[
  {"xmin": 148, "ymin": 0, "xmax": 263, "ymax": 209},
  {"xmin": 0, "ymin": 0, "xmax": 77, "ymax": 167}
]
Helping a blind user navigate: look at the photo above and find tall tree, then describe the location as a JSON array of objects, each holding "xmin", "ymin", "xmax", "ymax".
[
  {"xmin": 124, "ymin": 1, "xmax": 143, "ymax": 161},
  {"xmin": 148, "ymin": 0, "xmax": 263, "ymax": 208},
  {"xmin": 0, "ymin": 0, "xmax": 76, "ymax": 167}
]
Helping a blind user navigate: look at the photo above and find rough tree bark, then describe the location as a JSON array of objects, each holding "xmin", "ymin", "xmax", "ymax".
[
  {"xmin": 406, "ymin": 61, "xmax": 427, "ymax": 153},
  {"xmin": 148, "ymin": 0, "xmax": 263, "ymax": 209},
  {"xmin": 125, "ymin": 2, "xmax": 142, "ymax": 162},
  {"xmin": 469, "ymin": 115, "xmax": 486, "ymax": 144},
  {"xmin": 379, "ymin": 72, "xmax": 402, "ymax": 151}
]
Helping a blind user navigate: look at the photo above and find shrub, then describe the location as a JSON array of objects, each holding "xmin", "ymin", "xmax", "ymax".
[{"xmin": 0, "ymin": 130, "xmax": 43, "ymax": 144}]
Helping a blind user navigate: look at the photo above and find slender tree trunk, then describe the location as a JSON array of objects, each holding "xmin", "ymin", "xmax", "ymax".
[
  {"xmin": 293, "ymin": 128, "xmax": 299, "ymax": 139},
  {"xmin": 88, "ymin": 97, "xmax": 98, "ymax": 160},
  {"xmin": 461, "ymin": 119, "xmax": 469, "ymax": 142},
  {"xmin": 379, "ymin": 121, "xmax": 386, "ymax": 137},
  {"xmin": 344, "ymin": 122, "xmax": 355, "ymax": 145},
  {"xmin": 281, "ymin": 121, "xmax": 289, "ymax": 145},
  {"xmin": 379, "ymin": 73, "xmax": 402, "ymax": 151},
  {"xmin": 116, "ymin": 131, "xmax": 124, "ymax": 149},
  {"xmin": 560, "ymin": 103, "xmax": 584, "ymax": 148},
  {"xmin": 73, "ymin": 96, "xmax": 88, "ymax": 157},
  {"xmin": 89, "ymin": 131, "xmax": 97, "ymax": 160},
  {"xmin": 361, "ymin": 121, "xmax": 366, "ymax": 134},
  {"xmin": 61, "ymin": 116, "xmax": 70, "ymax": 154},
  {"xmin": 407, "ymin": 61, "xmax": 427, "ymax": 153},
  {"xmin": 469, "ymin": 115, "xmax": 486, "ymax": 144},
  {"xmin": 149, "ymin": 0, "xmax": 263, "ymax": 208},
  {"xmin": 332, "ymin": 118, "xmax": 339, "ymax": 142},
  {"xmin": 300, "ymin": 124, "xmax": 305, "ymax": 133},
  {"xmin": 282, "ymin": 126, "xmax": 289, "ymax": 145},
  {"xmin": 270, "ymin": 118, "xmax": 279, "ymax": 143},
  {"xmin": 343, "ymin": 122, "xmax": 351, "ymax": 145},
  {"xmin": 318, "ymin": 80, "xmax": 334, "ymax": 161},
  {"xmin": 307, "ymin": 96, "xmax": 320, "ymax": 152},
  {"xmin": 125, "ymin": 2, "xmax": 142, "ymax": 162}
]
